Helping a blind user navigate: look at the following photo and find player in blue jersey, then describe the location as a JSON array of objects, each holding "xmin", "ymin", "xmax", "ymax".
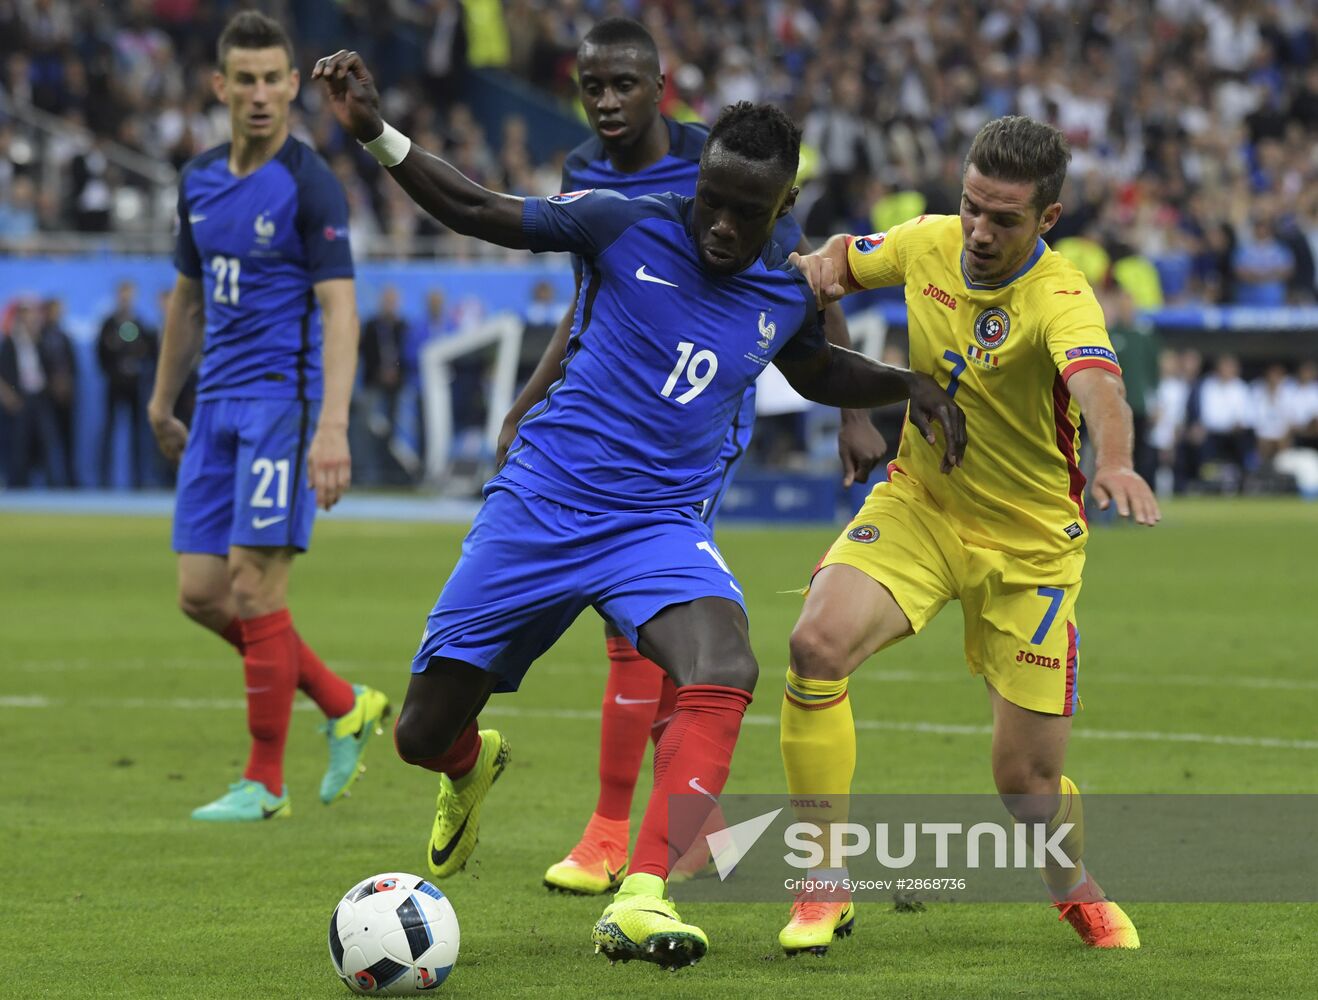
[
  {"xmin": 492, "ymin": 18, "xmax": 889, "ymax": 897},
  {"xmin": 147, "ymin": 13, "xmax": 389, "ymax": 824},
  {"xmin": 315, "ymin": 48, "xmax": 964, "ymax": 969}
]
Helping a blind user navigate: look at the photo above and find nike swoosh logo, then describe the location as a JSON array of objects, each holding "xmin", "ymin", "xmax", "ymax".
[
  {"xmin": 252, "ymin": 515, "xmax": 286, "ymax": 529},
  {"xmin": 430, "ymin": 815, "xmax": 470, "ymax": 867},
  {"xmin": 189, "ymin": 213, "xmax": 207, "ymax": 224},
  {"xmin": 688, "ymin": 777, "xmax": 718, "ymax": 802},
  {"xmin": 636, "ymin": 908, "xmax": 678, "ymax": 921},
  {"xmin": 635, "ymin": 264, "xmax": 679, "ymax": 288},
  {"xmin": 261, "ymin": 804, "xmax": 282, "ymax": 819},
  {"xmin": 605, "ymin": 866, "xmax": 624, "ymax": 884},
  {"xmin": 614, "ymin": 694, "xmax": 660, "ymax": 706}
]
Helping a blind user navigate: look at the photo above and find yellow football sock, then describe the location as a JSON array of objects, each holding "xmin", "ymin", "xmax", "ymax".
[
  {"xmin": 781, "ymin": 669, "xmax": 856, "ymax": 868},
  {"xmin": 1042, "ymin": 774, "xmax": 1086, "ymax": 899}
]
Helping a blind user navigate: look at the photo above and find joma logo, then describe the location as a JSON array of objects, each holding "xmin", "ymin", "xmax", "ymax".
[
  {"xmin": 922, "ymin": 282, "xmax": 957, "ymax": 310},
  {"xmin": 1017, "ymin": 650, "xmax": 1062, "ymax": 669}
]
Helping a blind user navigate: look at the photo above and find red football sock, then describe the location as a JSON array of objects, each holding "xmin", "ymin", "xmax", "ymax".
[
  {"xmin": 650, "ymin": 673, "xmax": 679, "ymax": 746},
  {"xmin": 595, "ymin": 637, "xmax": 668, "ymax": 821},
  {"xmin": 239, "ymin": 609, "xmax": 299, "ymax": 794},
  {"xmin": 630, "ymin": 684, "xmax": 751, "ymax": 879},
  {"xmin": 220, "ymin": 617, "xmax": 246, "ymax": 654},
  {"xmin": 397, "ymin": 718, "xmax": 481, "ymax": 779},
  {"xmin": 294, "ymin": 632, "xmax": 357, "ymax": 719}
]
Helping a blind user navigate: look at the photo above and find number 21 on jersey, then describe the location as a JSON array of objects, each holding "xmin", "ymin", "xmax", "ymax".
[{"xmin": 661, "ymin": 342, "xmax": 718, "ymax": 403}]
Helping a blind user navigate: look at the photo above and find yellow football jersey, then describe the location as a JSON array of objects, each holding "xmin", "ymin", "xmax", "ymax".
[{"xmin": 845, "ymin": 215, "xmax": 1123, "ymax": 560}]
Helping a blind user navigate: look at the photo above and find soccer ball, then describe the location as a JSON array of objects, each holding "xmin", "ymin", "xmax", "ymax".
[{"xmin": 329, "ymin": 872, "xmax": 460, "ymax": 994}]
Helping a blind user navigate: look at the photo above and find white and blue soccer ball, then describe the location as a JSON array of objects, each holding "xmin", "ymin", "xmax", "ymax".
[{"xmin": 329, "ymin": 872, "xmax": 459, "ymax": 994}]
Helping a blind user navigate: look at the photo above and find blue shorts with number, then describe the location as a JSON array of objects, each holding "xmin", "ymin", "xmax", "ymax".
[
  {"xmin": 700, "ymin": 383, "xmax": 755, "ymax": 524},
  {"xmin": 410, "ymin": 477, "xmax": 746, "ymax": 692},
  {"xmin": 172, "ymin": 397, "xmax": 319, "ymax": 555}
]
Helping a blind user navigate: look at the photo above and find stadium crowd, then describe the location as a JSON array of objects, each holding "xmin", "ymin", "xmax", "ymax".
[
  {"xmin": 0, "ymin": 0, "xmax": 1316, "ymax": 305},
  {"xmin": 2, "ymin": 1, "xmax": 1317, "ymax": 493}
]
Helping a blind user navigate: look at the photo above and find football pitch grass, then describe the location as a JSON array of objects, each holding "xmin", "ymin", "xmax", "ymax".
[{"xmin": 3, "ymin": 499, "xmax": 1315, "ymax": 999}]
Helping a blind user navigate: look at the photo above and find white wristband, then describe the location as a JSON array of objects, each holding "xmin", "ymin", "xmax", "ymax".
[{"xmin": 361, "ymin": 121, "xmax": 411, "ymax": 167}]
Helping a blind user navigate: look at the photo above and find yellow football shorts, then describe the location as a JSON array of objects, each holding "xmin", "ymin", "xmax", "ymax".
[{"xmin": 817, "ymin": 475, "xmax": 1084, "ymax": 716}]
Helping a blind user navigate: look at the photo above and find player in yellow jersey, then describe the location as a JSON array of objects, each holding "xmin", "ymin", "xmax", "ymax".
[{"xmin": 777, "ymin": 116, "xmax": 1159, "ymax": 955}]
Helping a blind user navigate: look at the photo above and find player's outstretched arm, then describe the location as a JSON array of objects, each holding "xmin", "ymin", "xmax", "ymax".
[
  {"xmin": 496, "ymin": 273, "xmax": 581, "ymax": 467},
  {"xmin": 147, "ymin": 274, "xmax": 204, "ymax": 463},
  {"xmin": 308, "ymin": 277, "xmax": 358, "ymax": 510},
  {"xmin": 1067, "ymin": 367, "xmax": 1161, "ymax": 525},
  {"xmin": 788, "ymin": 234, "xmax": 853, "ymax": 309},
  {"xmin": 312, "ymin": 50, "xmax": 528, "ymax": 249},
  {"xmin": 776, "ymin": 343, "xmax": 966, "ymax": 472}
]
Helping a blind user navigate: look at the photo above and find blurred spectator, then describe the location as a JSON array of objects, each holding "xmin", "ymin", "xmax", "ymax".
[
  {"xmin": 423, "ymin": 0, "xmax": 468, "ymax": 109},
  {"xmin": 38, "ymin": 296, "xmax": 77, "ymax": 486},
  {"xmin": 1291, "ymin": 361, "xmax": 1318, "ymax": 450},
  {"xmin": 1149, "ymin": 350, "xmax": 1189, "ymax": 497},
  {"xmin": 1198, "ymin": 354, "xmax": 1254, "ymax": 493},
  {"xmin": 0, "ymin": 174, "xmax": 39, "ymax": 242},
  {"xmin": 359, "ymin": 284, "xmax": 412, "ymax": 483},
  {"xmin": 1251, "ymin": 363, "xmax": 1295, "ymax": 466},
  {"xmin": 1231, "ymin": 215, "xmax": 1294, "ymax": 305},
  {"xmin": 69, "ymin": 135, "xmax": 113, "ymax": 233},
  {"xmin": 1177, "ymin": 349, "xmax": 1207, "ymax": 492},
  {"xmin": 404, "ymin": 288, "xmax": 460, "ymax": 461},
  {"xmin": 96, "ymin": 280, "xmax": 156, "ymax": 488},
  {"xmin": 801, "ymin": 75, "xmax": 884, "ymax": 236},
  {"xmin": 517, "ymin": 279, "xmax": 564, "ymax": 387},
  {"xmin": 1104, "ymin": 290, "xmax": 1160, "ymax": 483},
  {"xmin": 0, "ymin": 298, "xmax": 64, "ymax": 487}
]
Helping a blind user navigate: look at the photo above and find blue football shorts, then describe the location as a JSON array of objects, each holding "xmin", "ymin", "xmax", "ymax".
[
  {"xmin": 172, "ymin": 397, "xmax": 319, "ymax": 555},
  {"xmin": 410, "ymin": 477, "xmax": 747, "ymax": 691}
]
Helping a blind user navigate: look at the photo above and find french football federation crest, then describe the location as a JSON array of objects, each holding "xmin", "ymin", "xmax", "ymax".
[
  {"xmin": 973, "ymin": 307, "xmax": 1010, "ymax": 349},
  {"xmin": 853, "ymin": 233, "xmax": 886, "ymax": 254},
  {"xmin": 548, "ymin": 189, "xmax": 593, "ymax": 203},
  {"xmin": 757, "ymin": 311, "xmax": 777, "ymax": 349},
  {"xmin": 846, "ymin": 524, "xmax": 880, "ymax": 543},
  {"xmin": 254, "ymin": 211, "xmax": 275, "ymax": 241}
]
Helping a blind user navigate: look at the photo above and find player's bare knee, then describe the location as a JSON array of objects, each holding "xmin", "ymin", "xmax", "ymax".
[
  {"xmin": 994, "ymin": 764, "xmax": 1062, "ymax": 820},
  {"xmin": 227, "ymin": 561, "xmax": 277, "ymax": 617},
  {"xmin": 788, "ymin": 620, "xmax": 854, "ymax": 681},
  {"xmin": 177, "ymin": 588, "xmax": 221, "ymax": 625},
  {"xmin": 393, "ymin": 708, "xmax": 454, "ymax": 765},
  {"xmin": 693, "ymin": 651, "xmax": 758, "ymax": 694}
]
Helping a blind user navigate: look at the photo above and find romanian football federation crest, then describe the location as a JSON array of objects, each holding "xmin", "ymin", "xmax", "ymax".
[
  {"xmin": 846, "ymin": 524, "xmax": 880, "ymax": 543},
  {"xmin": 973, "ymin": 307, "xmax": 1010, "ymax": 350}
]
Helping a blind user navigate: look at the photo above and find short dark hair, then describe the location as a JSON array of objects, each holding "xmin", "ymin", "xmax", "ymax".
[
  {"xmin": 217, "ymin": 11, "xmax": 294, "ymax": 72},
  {"xmin": 964, "ymin": 116, "xmax": 1070, "ymax": 214},
  {"xmin": 580, "ymin": 17, "xmax": 660, "ymax": 73},
  {"xmin": 704, "ymin": 102, "xmax": 801, "ymax": 182}
]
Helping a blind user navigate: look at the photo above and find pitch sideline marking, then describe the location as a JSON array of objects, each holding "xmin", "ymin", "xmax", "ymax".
[{"xmin": 1, "ymin": 694, "xmax": 1314, "ymax": 751}]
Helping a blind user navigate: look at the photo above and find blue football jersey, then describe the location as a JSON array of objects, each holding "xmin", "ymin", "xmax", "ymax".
[
  {"xmin": 504, "ymin": 190, "xmax": 824, "ymax": 512},
  {"xmin": 174, "ymin": 136, "xmax": 353, "ymax": 401},
  {"xmin": 562, "ymin": 117, "xmax": 803, "ymax": 268}
]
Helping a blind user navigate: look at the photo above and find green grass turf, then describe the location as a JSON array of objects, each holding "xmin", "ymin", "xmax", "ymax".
[{"xmin": 2, "ymin": 498, "xmax": 1315, "ymax": 998}]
